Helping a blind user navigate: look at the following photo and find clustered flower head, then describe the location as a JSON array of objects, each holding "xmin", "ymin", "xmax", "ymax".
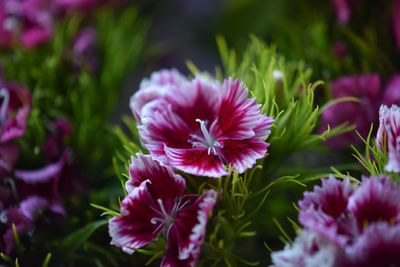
[
  {"xmin": 0, "ymin": 74, "xmax": 71, "ymax": 255},
  {"xmin": 377, "ymin": 104, "xmax": 400, "ymax": 173},
  {"xmin": 132, "ymin": 69, "xmax": 274, "ymax": 177},
  {"xmin": 271, "ymin": 175, "xmax": 400, "ymax": 266}
]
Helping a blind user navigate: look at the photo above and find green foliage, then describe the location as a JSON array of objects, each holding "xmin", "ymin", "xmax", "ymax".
[
  {"xmin": 0, "ymin": 4, "xmax": 149, "ymax": 266},
  {"xmin": 60, "ymin": 220, "xmax": 108, "ymax": 254},
  {"xmin": 352, "ymin": 125, "xmax": 388, "ymax": 176},
  {"xmin": 0, "ymin": 6, "xmax": 147, "ymax": 174},
  {"xmin": 216, "ymin": 35, "xmax": 353, "ymax": 178}
]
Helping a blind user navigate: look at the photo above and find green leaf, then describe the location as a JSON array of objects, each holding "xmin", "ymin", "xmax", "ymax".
[
  {"xmin": 41, "ymin": 253, "xmax": 51, "ymax": 267},
  {"xmin": 60, "ymin": 220, "xmax": 107, "ymax": 253}
]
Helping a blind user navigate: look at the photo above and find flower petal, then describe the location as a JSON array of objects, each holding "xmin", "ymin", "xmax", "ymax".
[
  {"xmin": 270, "ymin": 230, "xmax": 341, "ymax": 267},
  {"xmin": 140, "ymin": 103, "xmax": 193, "ymax": 162},
  {"xmin": 126, "ymin": 153, "xmax": 185, "ymax": 200},
  {"xmin": 164, "ymin": 145, "xmax": 228, "ymax": 178},
  {"xmin": 109, "ymin": 180, "xmax": 162, "ymax": 254},
  {"xmin": 165, "ymin": 190, "xmax": 217, "ymax": 266},
  {"xmin": 298, "ymin": 176, "xmax": 356, "ymax": 245},
  {"xmin": 299, "ymin": 176, "xmax": 353, "ymax": 218},
  {"xmin": 1, "ymin": 106, "xmax": 30, "ymax": 142},
  {"xmin": 216, "ymin": 79, "xmax": 264, "ymax": 140},
  {"xmin": 14, "ymin": 150, "xmax": 70, "ymax": 183},
  {"xmin": 348, "ymin": 175, "xmax": 400, "ymax": 231},
  {"xmin": 130, "ymin": 69, "xmax": 188, "ymax": 122},
  {"xmin": 347, "ymin": 222, "xmax": 400, "ymax": 266},
  {"xmin": 0, "ymin": 143, "xmax": 19, "ymax": 177},
  {"xmin": 18, "ymin": 196, "xmax": 65, "ymax": 221},
  {"xmin": 2, "ymin": 207, "xmax": 33, "ymax": 255},
  {"xmin": 162, "ymin": 79, "xmax": 221, "ymax": 131}
]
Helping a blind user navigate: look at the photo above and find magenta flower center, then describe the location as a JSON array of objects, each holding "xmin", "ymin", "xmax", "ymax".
[
  {"xmin": 188, "ymin": 119, "xmax": 223, "ymax": 155},
  {"xmin": 0, "ymin": 88, "xmax": 10, "ymax": 124}
]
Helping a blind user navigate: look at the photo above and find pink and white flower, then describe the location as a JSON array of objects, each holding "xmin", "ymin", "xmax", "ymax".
[
  {"xmin": 139, "ymin": 77, "xmax": 274, "ymax": 177},
  {"xmin": 347, "ymin": 222, "xmax": 400, "ymax": 266},
  {"xmin": 274, "ymin": 175, "xmax": 400, "ymax": 266},
  {"xmin": 109, "ymin": 154, "xmax": 217, "ymax": 266},
  {"xmin": 270, "ymin": 230, "xmax": 341, "ymax": 267},
  {"xmin": 348, "ymin": 175, "xmax": 400, "ymax": 230},
  {"xmin": 0, "ymin": 0, "xmax": 54, "ymax": 48},
  {"xmin": 298, "ymin": 176, "xmax": 356, "ymax": 246},
  {"xmin": 0, "ymin": 82, "xmax": 31, "ymax": 142},
  {"xmin": 376, "ymin": 105, "xmax": 400, "ymax": 173}
]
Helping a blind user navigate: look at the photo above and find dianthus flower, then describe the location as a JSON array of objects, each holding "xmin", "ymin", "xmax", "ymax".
[
  {"xmin": 0, "ymin": 0, "xmax": 53, "ymax": 48},
  {"xmin": 109, "ymin": 154, "xmax": 217, "ymax": 266},
  {"xmin": 270, "ymin": 230, "xmax": 341, "ymax": 267},
  {"xmin": 137, "ymin": 74, "xmax": 274, "ymax": 177},
  {"xmin": 377, "ymin": 105, "xmax": 400, "ymax": 173},
  {"xmin": 272, "ymin": 175, "xmax": 400, "ymax": 266},
  {"xmin": 331, "ymin": 0, "xmax": 354, "ymax": 24},
  {"xmin": 320, "ymin": 74, "xmax": 400, "ymax": 149}
]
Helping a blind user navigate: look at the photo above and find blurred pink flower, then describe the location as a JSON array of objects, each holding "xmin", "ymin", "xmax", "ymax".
[
  {"xmin": 283, "ymin": 175, "xmax": 400, "ymax": 266},
  {"xmin": 271, "ymin": 230, "xmax": 341, "ymax": 267},
  {"xmin": 0, "ymin": 82, "xmax": 31, "ymax": 142},
  {"xmin": 72, "ymin": 27, "xmax": 98, "ymax": 72},
  {"xmin": 347, "ymin": 222, "xmax": 400, "ymax": 266},
  {"xmin": 331, "ymin": 0, "xmax": 354, "ymax": 24},
  {"xmin": 0, "ymin": 0, "xmax": 53, "ymax": 48},
  {"xmin": 298, "ymin": 176, "xmax": 355, "ymax": 246},
  {"xmin": 320, "ymin": 74, "xmax": 380, "ymax": 148},
  {"xmin": 0, "ymin": 143, "xmax": 18, "ymax": 177},
  {"xmin": 0, "ymin": 206, "xmax": 33, "ymax": 254}
]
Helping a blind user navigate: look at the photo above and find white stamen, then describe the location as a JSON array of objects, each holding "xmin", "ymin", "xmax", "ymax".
[
  {"xmin": 150, "ymin": 197, "xmax": 190, "ymax": 236},
  {"xmin": 157, "ymin": 199, "xmax": 169, "ymax": 218},
  {"xmin": 0, "ymin": 88, "xmax": 10, "ymax": 124},
  {"xmin": 196, "ymin": 119, "xmax": 214, "ymax": 146},
  {"xmin": 188, "ymin": 119, "xmax": 223, "ymax": 155}
]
